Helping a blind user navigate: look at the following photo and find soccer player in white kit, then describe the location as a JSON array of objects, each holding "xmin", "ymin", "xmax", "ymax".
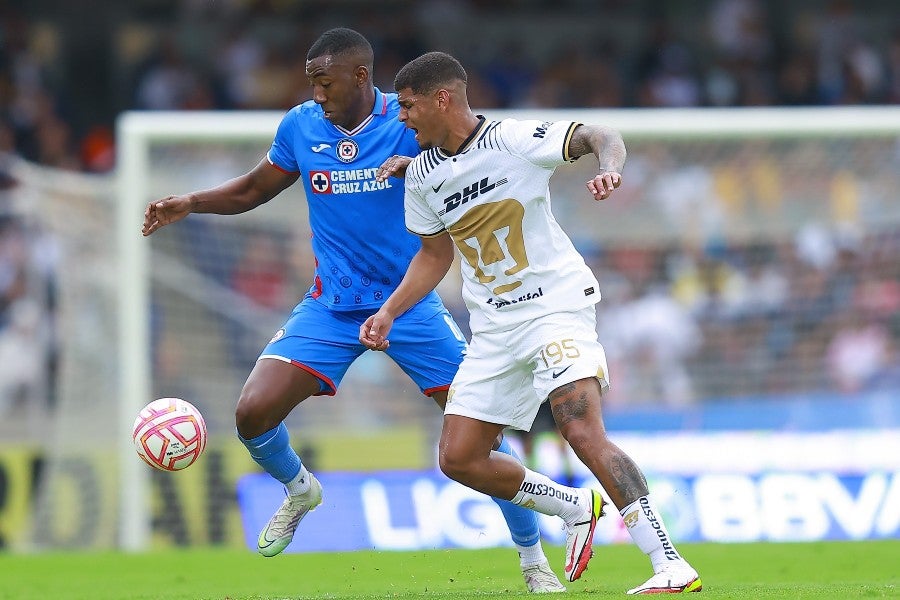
[{"xmin": 361, "ymin": 52, "xmax": 702, "ymax": 594}]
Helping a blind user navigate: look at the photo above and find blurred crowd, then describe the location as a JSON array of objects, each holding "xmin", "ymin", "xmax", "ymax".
[
  {"xmin": 1, "ymin": 0, "xmax": 899, "ymax": 417},
  {"xmin": 589, "ymin": 228, "xmax": 900, "ymax": 406},
  {"xmin": 1, "ymin": 0, "xmax": 899, "ymax": 172}
]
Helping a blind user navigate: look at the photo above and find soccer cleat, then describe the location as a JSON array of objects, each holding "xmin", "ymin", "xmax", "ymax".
[
  {"xmin": 626, "ymin": 562, "xmax": 702, "ymax": 595},
  {"xmin": 522, "ymin": 561, "xmax": 567, "ymax": 593},
  {"xmin": 563, "ymin": 489, "xmax": 606, "ymax": 582},
  {"xmin": 257, "ymin": 472, "xmax": 323, "ymax": 557}
]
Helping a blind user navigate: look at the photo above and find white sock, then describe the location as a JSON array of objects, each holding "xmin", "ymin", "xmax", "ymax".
[
  {"xmin": 620, "ymin": 495, "xmax": 683, "ymax": 572},
  {"xmin": 510, "ymin": 468, "xmax": 588, "ymax": 524},
  {"xmin": 516, "ymin": 542, "xmax": 548, "ymax": 568},
  {"xmin": 285, "ymin": 463, "xmax": 311, "ymax": 495}
]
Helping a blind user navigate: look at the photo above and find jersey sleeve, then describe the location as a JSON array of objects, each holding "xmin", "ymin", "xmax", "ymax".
[
  {"xmin": 404, "ymin": 179, "xmax": 444, "ymax": 237},
  {"xmin": 266, "ymin": 110, "xmax": 300, "ymax": 173},
  {"xmin": 499, "ymin": 119, "xmax": 580, "ymax": 169}
]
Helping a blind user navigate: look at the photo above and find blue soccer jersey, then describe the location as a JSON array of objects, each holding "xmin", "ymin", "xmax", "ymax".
[{"xmin": 268, "ymin": 88, "xmax": 433, "ymax": 311}]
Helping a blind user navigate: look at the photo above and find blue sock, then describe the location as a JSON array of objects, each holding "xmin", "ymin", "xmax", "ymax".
[
  {"xmin": 239, "ymin": 422, "xmax": 301, "ymax": 484},
  {"xmin": 494, "ymin": 436, "xmax": 541, "ymax": 547}
]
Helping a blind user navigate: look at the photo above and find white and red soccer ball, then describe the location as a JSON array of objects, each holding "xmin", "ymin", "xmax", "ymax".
[{"xmin": 132, "ymin": 398, "xmax": 207, "ymax": 471}]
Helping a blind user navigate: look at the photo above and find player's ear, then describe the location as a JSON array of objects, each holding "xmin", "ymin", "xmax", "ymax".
[
  {"xmin": 355, "ymin": 65, "xmax": 369, "ymax": 86},
  {"xmin": 436, "ymin": 88, "xmax": 450, "ymax": 109}
]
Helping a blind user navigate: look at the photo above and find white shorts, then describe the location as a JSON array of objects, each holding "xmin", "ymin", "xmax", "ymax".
[{"xmin": 444, "ymin": 306, "xmax": 610, "ymax": 431}]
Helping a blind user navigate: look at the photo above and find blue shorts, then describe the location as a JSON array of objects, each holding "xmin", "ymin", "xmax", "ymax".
[{"xmin": 259, "ymin": 292, "xmax": 467, "ymax": 396}]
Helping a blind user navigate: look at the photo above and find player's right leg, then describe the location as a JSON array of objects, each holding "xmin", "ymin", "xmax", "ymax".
[
  {"xmin": 438, "ymin": 412, "xmax": 604, "ymax": 583},
  {"xmin": 236, "ymin": 297, "xmax": 364, "ymax": 557},
  {"xmin": 236, "ymin": 358, "xmax": 324, "ymax": 557}
]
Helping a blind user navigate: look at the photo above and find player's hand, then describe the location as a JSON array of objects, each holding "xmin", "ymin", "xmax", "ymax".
[
  {"xmin": 586, "ymin": 172, "xmax": 621, "ymax": 201},
  {"xmin": 359, "ymin": 312, "xmax": 394, "ymax": 351},
  {"xmin": 142, "ymin": 195, "xmax": 193, "ymax": 236},
  {"xmin": 376, "ymin": 155, "xmax": 413, "ymax": 182}
]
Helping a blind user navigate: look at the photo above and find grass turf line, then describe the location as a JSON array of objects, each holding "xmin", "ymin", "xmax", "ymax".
[{"xmin": 0, "ymin": 540, "xmax": 897, "ymax": 599}]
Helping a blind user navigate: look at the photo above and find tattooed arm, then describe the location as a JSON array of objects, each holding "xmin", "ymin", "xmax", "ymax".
[{"xmin": 567, "ymin": 124, "xmax": 627, "ymax": 201}]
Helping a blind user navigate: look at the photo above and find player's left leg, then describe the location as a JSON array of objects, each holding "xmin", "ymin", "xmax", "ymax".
[
  {"xmin": 387, "ymin": 300, "xmax": 564, "ymax": 593},
  {"xmin": 538, "ymin": 308, "xmax": 700, "ymax": 594},
  {"xmin": 548, "ymin": 378, "xmax": 700, "ymax": 593}
]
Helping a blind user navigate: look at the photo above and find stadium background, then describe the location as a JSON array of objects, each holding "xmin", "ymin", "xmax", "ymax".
[{"xmin": 0, "ymin": 0, "xmax": 898, "ymax": 555}]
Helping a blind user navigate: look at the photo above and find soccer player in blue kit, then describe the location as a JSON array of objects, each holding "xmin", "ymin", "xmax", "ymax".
[{"xmin": 141, "ymin": 28, "xmax": 565, "ymax": 593}]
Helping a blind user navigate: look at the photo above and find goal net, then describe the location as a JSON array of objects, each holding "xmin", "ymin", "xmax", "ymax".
[{"xmin": 3, "ymin": 107, "xmax": 898, "ymax": 551}]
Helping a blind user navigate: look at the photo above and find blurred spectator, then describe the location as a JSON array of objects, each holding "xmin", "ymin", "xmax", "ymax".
[
  {"xmin": 812, "ymin": 0, "xmax": 870, "ymax": 104},
  {"xmin": 0, "ymin": 298, "xmax": 43, "ymax": 414},
  {"xmin": 739, "ymin": 244, "xmax": 789, "ymax": 318},
  {"xmin": 635, "ymin": 21, "xmax": 702, "ymax": 107},
  {"xmin": 708, "ymin": 0, "xmax": 772, "ymax": 64},
  {"xmin": 134, "ymin": 35, "xmax": 209, "ymax": 110},
  {"xmin": 778, "ymin": 51, "xmax": 818, "ymax": 105},
  {"xmin": 826, "ymin": 309, "xmax": 892, "ymax": 393},
  {"xmin": 0, "ymin": 214, "xmax": 51, "ymax": 415},
  {"xmin": 481, "ymin": 41, "xmax": 536, "ymax": 108},
  {"xmin": 601, "ymin": 276, "xmax": 701, "ymax": 406},
  {"xmin": 889, "ymin": 29, "xmax": 900, "ymax": 103},
  {"xmin": 79, "ymin": 125, "xmax": 115, "ymax": 173},
  {"xmin": 231, "ymin": 231, "xmax": 290, "ymax": 311},
  {"xmin": 214, "ymin": 23, "xmax": 266, "ymax": 108},
  {"xmin": 229, "ymin": 231, "xmax": 290, "ymax": 368}
]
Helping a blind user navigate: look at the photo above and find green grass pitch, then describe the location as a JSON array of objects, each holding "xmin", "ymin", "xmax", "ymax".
[{"xmin": 1, "ymin": 540, "xmax": 897, "ymax": 599}]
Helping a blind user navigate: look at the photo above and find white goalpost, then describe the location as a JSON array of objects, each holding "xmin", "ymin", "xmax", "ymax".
[
  {"xmin": 115, "ymin": 111, "xmax": 286, "ymax": 550},
  {"xmin": 110, "ymin": 106, "xmax": 900, "ymax": 551}
]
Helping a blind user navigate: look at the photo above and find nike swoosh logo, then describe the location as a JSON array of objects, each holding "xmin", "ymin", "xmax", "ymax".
[
  {"xmin": 432, "ymin": 180, "xmax": 447, "ymax": 193},
  {"xmin": 552, "ymin": 365, "xmax": 572, "ymax": 379},
  {"xmin": 311, "ymin": 144, "xmax": 331, "ymax": 152}
]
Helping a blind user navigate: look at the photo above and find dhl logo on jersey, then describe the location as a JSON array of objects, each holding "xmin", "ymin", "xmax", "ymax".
[{"xmin": 309, "ymin": 168, "xmax": 394, "ymax": 194}]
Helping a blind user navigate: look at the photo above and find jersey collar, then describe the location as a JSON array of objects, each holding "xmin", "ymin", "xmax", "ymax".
[
  {"xmin": 373, "ymin": 87, "xmax": 388, "ymax": 117},
  {"xmin": 333, "ymin": 88, "xmax": 388, "ymax": 136}
]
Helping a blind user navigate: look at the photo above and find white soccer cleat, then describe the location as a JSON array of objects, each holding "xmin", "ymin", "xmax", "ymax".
[
  {"xmin": 522, "ymin": 561, "xmax": 567, "ymax": 593},
  {"xmin": 626, "ymin": 562, "xmax": 702, "ymax": 595},
  {"xmin": 563, "ymin": 488, "xmax": 606, "ymax": 582},
  {"xmin": 257, "ymin": 472, "xmax": 323, "ymax": 557}
]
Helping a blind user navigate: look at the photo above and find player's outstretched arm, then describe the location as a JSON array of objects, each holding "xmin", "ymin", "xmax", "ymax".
[
  {"xmin": 568, "ymin": 124, "xmax": 626, "ymax": 201},
  {"xmin": 141, "ymin": 158, "xmax": 299, "ymax": 236},
  {"xmin": 360, "ymin": 232, "xmax": 455, "ymax": 351}
]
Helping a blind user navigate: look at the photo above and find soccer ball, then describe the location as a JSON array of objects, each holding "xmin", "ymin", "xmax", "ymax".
[{"xmin": 132, "ymin": 398, "xmax": 207, "ymax": 471}]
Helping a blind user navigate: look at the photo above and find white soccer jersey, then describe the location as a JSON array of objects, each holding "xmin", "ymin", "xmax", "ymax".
[{"xmin": 404, "ymin": 117, "xmax": 601, "ymax": 334}]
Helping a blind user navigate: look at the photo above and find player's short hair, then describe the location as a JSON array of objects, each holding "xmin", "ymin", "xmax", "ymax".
[
  {"xmin": 394, "ymin": 51, "xmax": 467, "ymax": 94},
  {"xmin": 307, "ymin": 27, "xmax": 373, "ymax": 65}
]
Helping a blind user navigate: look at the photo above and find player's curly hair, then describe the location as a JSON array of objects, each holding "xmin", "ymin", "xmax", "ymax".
[
  {"xmin": 394, "ymin": 52, "xmax": 467, "ymax": 94},
  {"xmin": 307, "ymin": 27, "xmax": 373, "ymax": 65}
]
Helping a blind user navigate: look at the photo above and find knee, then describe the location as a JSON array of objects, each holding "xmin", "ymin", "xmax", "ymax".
[
  {"xmin": 235, "ymin": 387, "xmax": 269, "ymax": 438},
  {"xmin": 559, "ymin": 420, "xmax": 606, "ymax": 454},
  {"xmin": 438, "ymin": 448, "xmax": 471, "ymax": 483}
]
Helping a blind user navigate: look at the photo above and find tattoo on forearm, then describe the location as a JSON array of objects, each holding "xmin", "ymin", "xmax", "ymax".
[{"xmin": 568, "ymin": 125, "xmax": 626, "ymax": 171}]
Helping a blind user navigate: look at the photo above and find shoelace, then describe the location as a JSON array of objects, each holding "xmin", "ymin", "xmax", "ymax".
[
  {"xmin": 523, "ymin": 564, "xmax": 564, "ymax": 589},
  {"xmin": 269, "ymin": 499, "xmax": 306, "ymax": 532}
]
